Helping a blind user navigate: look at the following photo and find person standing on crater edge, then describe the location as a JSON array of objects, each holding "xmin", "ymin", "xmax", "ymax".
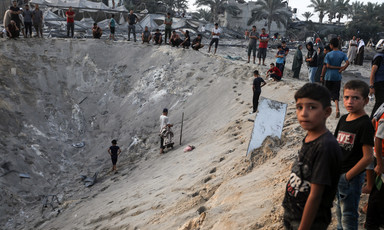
[
  {"xmin": 258, "ymin": 28, "xmax": 270, "ymax": 66},
  {"xmin": 127, "ymin": 10, "xmax": 138, "ymax": 42},
  {"xmin": 208, "ymin": 23, "xmax": 221, "ymax": 55},
  {"xmin": 66, "ymin": 6, "xmax": 75, "ymax": 38},
  {"xmin": 247, "ymin": 25, "xmax": 259, "ymax": 64}
]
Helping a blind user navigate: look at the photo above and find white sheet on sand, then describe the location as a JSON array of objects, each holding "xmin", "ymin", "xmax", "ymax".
[{"xmin": 247, "ymin": 97, "xmax": 287, "ymax": 155}]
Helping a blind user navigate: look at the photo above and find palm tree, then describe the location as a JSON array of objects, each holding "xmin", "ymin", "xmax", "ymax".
[
  {"xmin": 308, "ymin": 0, "xmax": 327, "ymax": 23},
  {"xmin": 194, "ymin": 0, "xmax": 241, "ymax": 23},
  {"xmin": 335, "ymin": 0, "xmax": 350, "ymax": 23},
  {"xmin": 192, "ymin": 9, "xmax": 213, "ymax": 21},
  {"xmin": 247, "ymin": 0, "xmax": 291, "ymax": 34},
  {"xmin": 346, "ymin": 2, "xmax": 384, "ymax": 41},
  {"xmin": 348, "ymin": 1, "xmax": 364, "ymax": 19},
  {"xmin": 302, "ymin": 11, "xmax": 314, "ymax": 21},
  {"xmin": 325, "ymin": 0, "xmax": 337, "ymax": 23}
]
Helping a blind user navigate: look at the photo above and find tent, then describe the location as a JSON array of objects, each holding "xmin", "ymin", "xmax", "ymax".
[{"xmin": 29, "ymin": 0, "xmax": 128, "ymax": 13}]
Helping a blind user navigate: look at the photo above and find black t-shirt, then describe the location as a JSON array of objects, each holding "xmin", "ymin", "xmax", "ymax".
[
  {"xmin": 282, "ymin": 131, "xmax": 341, "ymax": 224},
  {"xmin": 334, "ymin": 114, "xmax": 374, "ymax": 173},
  {"xmin": 253, "ymin": 77, "xmax": 265, "ymax": 92},
  {"xmin": 282, "ymin": 46, "xmax": 289, "ymax": 55},
  {"xmin": 192, "ymin": 37, "xmax": 201, "ymax": 44},
  {"xmin": 154, "ymin": 32, "xmax": 161, "ymax": 40},
  {"xmin": 109, "ymin": 146, "xmax": 120, "ymax": 157},
  {"xmin": 128, "ymin": 14, "xmax": 137, "ymax": 25},
  {"xmin": 9, "ymin": 6, "xmax": 20, "ymax": 21}
]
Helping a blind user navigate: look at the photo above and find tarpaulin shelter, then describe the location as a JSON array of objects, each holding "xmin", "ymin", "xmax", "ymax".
[{"xmin": 29, "ymin": 0, "xmax": 128, "ymax": 13}]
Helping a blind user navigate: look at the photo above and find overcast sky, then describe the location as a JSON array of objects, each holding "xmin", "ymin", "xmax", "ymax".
[{"xmin": 187, "ymin": 0, "xmax": 382, "ymax": 22}]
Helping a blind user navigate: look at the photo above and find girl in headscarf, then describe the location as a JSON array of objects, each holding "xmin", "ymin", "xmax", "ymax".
[
  {"xmin": 291, "ymin": 44, "xmax": 303, "ymax": 79},
  {"xmin": 314, "ymin": 46, "xmax": 325, "ymax": 83}
]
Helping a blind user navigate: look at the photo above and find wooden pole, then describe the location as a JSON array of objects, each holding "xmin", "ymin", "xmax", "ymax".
[{"xmin": 179, "ymin": 112, "xmax": 184, "ymax": 145}]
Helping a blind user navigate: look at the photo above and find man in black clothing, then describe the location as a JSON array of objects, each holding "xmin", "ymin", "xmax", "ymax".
[
  {"xmin": 192, "ymin": 34, "xmax": 204, "ymax": 50},
  {"xmin": 9, "ymin": 0, "xmax": 21, "ymax": 29},
  {"xmin": 127, "ymin": 10, "xmax": 138, "ymax": 42}
]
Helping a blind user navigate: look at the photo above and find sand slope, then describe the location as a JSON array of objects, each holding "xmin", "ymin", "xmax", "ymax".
[{"xmin": 0, "ymin": 38, "xmax": 374, "ymax": 229}]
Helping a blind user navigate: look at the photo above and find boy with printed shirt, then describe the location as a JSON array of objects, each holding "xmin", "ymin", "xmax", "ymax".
[
  {"xmin": 334, "ymin": 80, "xmax": 374, "ymax": 230},
  {"xmin": 283, "ymin": 83, "xmax": 342, "ymax": 230}
]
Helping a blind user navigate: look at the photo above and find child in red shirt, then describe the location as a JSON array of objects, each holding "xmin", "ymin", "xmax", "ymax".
[{"xmin": 266, "ymin": 63, "xmax": 282, "ymax": 81}]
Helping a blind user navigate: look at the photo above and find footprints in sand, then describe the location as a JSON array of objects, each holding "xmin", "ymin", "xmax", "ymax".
[{"xmin": 232, "ymin": 83, "xmax": 246, "ymax": 105}]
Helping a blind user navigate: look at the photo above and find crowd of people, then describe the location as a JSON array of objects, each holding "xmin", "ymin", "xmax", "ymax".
[{"xmin": 2, "ymin": 0, "xmax": 43, "ymax": 38}]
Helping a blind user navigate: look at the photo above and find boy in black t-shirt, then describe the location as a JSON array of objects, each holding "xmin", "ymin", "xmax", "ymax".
[
  {"xmin": 251, "ymin": 70, "xmax": 266, "ymax": 114},
  {"xmin": 283, "ymin": 83, "xmax": 342, "ymax": 229},
  {"xmin": 108, "ymin": 139, "xmax": 121, "ymax": 172},
  {"xmin": 334, "ymin": 80, "xmax": 374, "ymax": 230}
]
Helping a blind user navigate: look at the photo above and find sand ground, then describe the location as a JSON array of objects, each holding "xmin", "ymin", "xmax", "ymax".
[{"xmin": 0, "ymin": 38, "xmax": 375, "ymax": 229}]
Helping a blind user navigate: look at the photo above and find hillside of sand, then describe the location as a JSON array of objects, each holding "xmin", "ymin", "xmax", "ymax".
[{"xmin": 0, "ymin": 38, "xmax": 374, "ymax": 229}]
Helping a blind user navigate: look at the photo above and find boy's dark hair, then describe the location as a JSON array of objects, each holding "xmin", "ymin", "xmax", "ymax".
[
  {"xmin": 295, "ymin": 83, "xmax": 331, "ymax": 108},
  {"xmin": 111, "ymin": 139, "xmax": 117, "ymax": 144},
  {"xmin": 330, "ymin": 37, "xmax": 339, "ymax": 48},
  {"xmin": 270, "ymin": 63, "xmax": 275, "ymax": 66},
  {"xmin": 111, "ymin": 14, "xmax": 115, "ymax": 18},
  {"xmin": 277, "ymin": 45, "xmax": 282, "ymax": 49},
  {"xmin": 282, "ymin": 41, "xmax": 286, "ymax": 44},
  {"xmin": 324, "ymin": 45, "xmax": 331, "ymax": 51},
  {"xmin": 252, "ymin": 25, "xmax": 256, "ymax": 29},
  {"xmin": 167, "ymin": 12, "xmax": 170, "ymax": 16},
  {"xmin": 93, "ymin": 23, "xmax": 97, "ymax": 26},
  {"xmin": 261, "ymin": 28, "xmax": 265, "ymax": 30},
  {"xmin": 156, "ymin": 29, "xmax": 160, "ymax": 31},
  {"xmin": 197, "ymin": 34, "xmax": 202, "ymax": 37},
  {"xmin": 253, "ymin": 70, "xmax": 259, "ymax": 75},
  {"xmin": 343, "ymin": 80, "xmax": 369, "ymax": 98}
]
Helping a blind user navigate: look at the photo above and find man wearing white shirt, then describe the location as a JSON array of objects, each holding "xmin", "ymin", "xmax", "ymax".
[
  {"xmin": 208, "ymin": 23, "xmax": 221, "ymax": 54},
  {"xmin": 159, "ymin": 108, "xmax": 173, "ymax": 154}
]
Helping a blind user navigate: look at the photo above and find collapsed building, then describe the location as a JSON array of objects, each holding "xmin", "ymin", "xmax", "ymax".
[{"xmin": 220, "ymin": 0, "xmax": 292, "ymax": 36}]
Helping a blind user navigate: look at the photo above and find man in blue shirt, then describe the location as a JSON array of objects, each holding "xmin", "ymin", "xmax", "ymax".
[{"xmin": 321, "ymin": 37, "xmax": 349, "ymax": 118}]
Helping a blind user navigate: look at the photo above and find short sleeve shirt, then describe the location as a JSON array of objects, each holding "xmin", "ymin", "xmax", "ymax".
[
  {"xmin": 165, "ymin": 17, "xmax": 172, "ymax": 29},
  {"xmin": 10, "ymin": 6, "xmax": 20, "ymax": 22},
  {"xmin": 334, "ymin": 114, "xmax": 374, "ymax": 173},
  {"xmin": 282, "ymin": 131, "xmax": 341, "ymax": 223},
  {"xmin": 253, "ymin": 77, "xmax": 265, "ymax": 92},
  {"xmin": 324, "ymin": 50, "xmax": 348, "ymax": 81},
  {"xmin": 109, "ymin": 146, "xmax": 120, "ymax": 157},
  {"xmin": 212, "ymin": 27, "xmax": 221, "ymax": 39},
  {"xmin": 248, "ymin": 30, "xmax": 259, "ymax": 46},
  {"xmin": 128, "ymin": 14, "xmax": 137, "ymax": 25},
  {"xmin": 276, "ymin": 50, "xmax": 285, "ymax": 64},
  {"xmin": 110, "ymin": 18, "xmax": 116, "ymax": 27},
  {"xmin": 66, "ymin": 11, "xmax": 75, "ymax": 23},
  {"xmin": 32, "ymin": 10, "xmax": 43, "ymax": 24},
  {"xmin": 23, "ymin": 10, "xmax": 32, "ymax": 22},
  {"xmin": 269, "ymin": 66, "xmax": 282, "ymax": 77},
  {"xmin": 160, "ymin": 115, "xmax": 169, "ymax": 132},
  {"xmin": 259, "ymin": 33, "xmax": 269, "ymax": 48}
]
